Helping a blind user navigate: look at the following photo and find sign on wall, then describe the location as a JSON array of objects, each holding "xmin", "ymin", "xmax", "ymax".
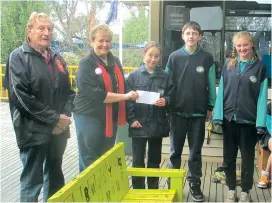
[
  {"xmin": 190, "ymin": 7, "xmax": 223, "ymax": 30},
  {"xmin": 164, "ymin": 6, "xmax": 190, "ymax": 31}
]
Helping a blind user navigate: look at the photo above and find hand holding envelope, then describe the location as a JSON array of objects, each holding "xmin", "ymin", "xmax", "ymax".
[
  {"xmin": 136, "ymin": 90, "xmax": 161, "ymax": 105},
  {"xmin": 155, "ymin": 98, "xmax": 166, "ymax": 107}
]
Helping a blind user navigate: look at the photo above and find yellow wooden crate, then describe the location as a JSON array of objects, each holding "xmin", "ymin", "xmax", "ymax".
[{"xmin": 47, "ymin": 142, "xmax": 186, "ymax": 202}]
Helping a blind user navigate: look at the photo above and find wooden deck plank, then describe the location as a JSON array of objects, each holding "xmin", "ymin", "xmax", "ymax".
[
  {"xmin": 181, "ymin": 160, "xmax": 190, "ymax": 202},
  {"xmin": 1, "ymin": 180, "xmax": 20, "ymax": 202},
  {"xmin": 1, "ymin": 141, "xmax": 19, "ymax": 152},
  {"xmin": 158, "ymin": 158, "xmax": 169, "ymax": 189},
  {"xmin": 213, "ymin": 163, "xmax": 224, "ymax": 202},
  {"xmin": 221, "ymin": 162, "xmax": 229, "ymax": 202},
  {"xmin": 253, "ymin": 163, "xmax": 269, "ymax": 202},
  {"xmin": 1, "ymin": 163, "xmax": 21, "ymax": 193},
  {"xmin": 254, "ymin": 164, "xmax": 271, "ymax": 202},
  {"xmin": 249, "ymin": 163, "xmax": 259, "ymax": 202},
  {"xmin": 126, "ymin": 156, "xmax": 133, "ymax": 189},
  {"xmin": 1, "ymin": 173, "xmax": 21, "ymax": 195},
  {"xmin": 1, "ymin": 181, "xmax": 17, "ymax": 200},
  {"xmin": 202, "ymin": 162, "xmax": 212, "ymax": 201},
  {"xmin": 201, "ymin": 161, "xmax": 208, "ymax": 202},
  {"xmin": 179, "ymin": 160, "xmax": 187, "ymax": 201},
  {"xmin": 209, "ymin": 162, "xmax": 217, "ymax": 202}
]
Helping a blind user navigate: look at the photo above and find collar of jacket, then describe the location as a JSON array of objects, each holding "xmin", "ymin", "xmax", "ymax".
[
  {"xmin": 140, "ymin": 64, "xmax": 164, "ymax": 77},
  {"xmin": 234, "ymin": 56, "xmax": 258, "ymax": 73},
  {"xmin": 22, "ymin": 42, "xmax": 56, "ymax": 58},
  {"xmin": 237, "ymin": 55, "xmax": 257, "ymax": 65},
  {"xmin": 180, "ymin": 45, "xmax": 201, "ymax": 56},
  {"xmin": 90, "ymin": 49, "xmax": 116, "ymax": 67}
]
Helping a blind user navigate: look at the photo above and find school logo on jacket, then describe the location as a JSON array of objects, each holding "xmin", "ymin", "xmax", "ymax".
[
  {"xmin": 196, "ymin": 66, "xmax": 204, "ymax": 73},
  {"xmin": 56, "ymin": 59, "xmax": 65, "ymax": 73},
  {"xmin": 249, "ymin": 75, "xmax": 257, "ymax": 83}
]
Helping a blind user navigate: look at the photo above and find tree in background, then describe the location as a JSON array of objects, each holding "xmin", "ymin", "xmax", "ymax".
[
  {"xmin": 80, "ymin": 0, "xmax": 106, "ymax": 43},
  {"xmin": 48, "ymin": 0, "xmax": 106, "ymax": 50},
  {"xmin": 122, "ymin": 9, "xmax": 149, "ymax": 67},
  {"xmin": 49, "ymin": 0, "xmax": 83, "ymax": 46},
  {"xmin": 48, "ymin": 0, "xmax": 107, "ymax": 62},
  {"xmin": 1, "ymin": 0, "xmax": 48, "ymax": 63},
  {"xmin": 123, "ymin": 10, "xmax": 148, "ymax": 45}
]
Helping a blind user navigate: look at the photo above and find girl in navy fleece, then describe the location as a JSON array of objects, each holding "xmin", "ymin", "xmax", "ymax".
[
  {"xmin": 126, "ymin": 42, "xmax": 174, "ymax": 189},
  {"xmin": 214, "ymin": 31, "xmax": 267, "ymax": 202}
]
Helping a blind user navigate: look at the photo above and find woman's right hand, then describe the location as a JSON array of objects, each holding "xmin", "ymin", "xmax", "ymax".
[
  {"xmin": 131, "ymin": 120, "xmax": 142, "ymax": 128},
  {"xmin": 125, "ymin": 91, "xmax": 138, "ymax": 100}
]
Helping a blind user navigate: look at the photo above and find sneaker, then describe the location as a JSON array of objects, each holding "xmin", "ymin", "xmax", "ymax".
[
  {"xmin": 189, "ymin": 182, "xmax": 204, "ymax": 202},
  {"xmin": 225, "ymin": 190, "xmax": 237, "ymax": 202},
  {"xmin": 239, "ymin": 192, "xmax": 251, "ymax": 202},
  {"xmin": 257, "ymin": 171, "xmax": 270, "ymax": 189}
]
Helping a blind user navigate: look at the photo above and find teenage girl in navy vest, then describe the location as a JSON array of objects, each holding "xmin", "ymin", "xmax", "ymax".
[{"xmin": 214, "ymin": 31, "xmax": 268, "ymax": 202}]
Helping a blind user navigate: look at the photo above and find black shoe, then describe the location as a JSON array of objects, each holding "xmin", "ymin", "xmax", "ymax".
[{"xmin": 189, "ymin": 182, "xmax": 204, "ymax": 202}]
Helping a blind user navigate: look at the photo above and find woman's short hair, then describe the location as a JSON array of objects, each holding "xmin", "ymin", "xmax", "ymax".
[
  {"xmin": 26, "ymin": 12, "xmax": 53, "ymax": 43},
  {"xmin": 90, "ymin": 24, "xmax": 113, "ymax": 41}
]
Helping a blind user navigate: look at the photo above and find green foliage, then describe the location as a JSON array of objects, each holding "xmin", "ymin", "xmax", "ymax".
[
  {"xmin": 97, "ymin": 10, "xmax": 149, "ymax": 68},
  {"xmin": 111, "ymin": 49, "xmax": 143, "ymax": 67},
  {"xmin": 123, "ymin": 49, "xmax": 143, "ymax": 67},
  {"xmin": 60, "ymin": 51, "xmax": 89, "ymax": 66},
  {"xmin": 112, "ymin": 34, "xmax": 119, "ymax": 43},
  {"xmin": 1, "ymin": 0, "xmax": 48, "ymax": 63},
  {"xmin": 123, "ymin": 10, "xmax": 148, "ymax": 44},
  {"xmin": 121, "ymin": 10, "xmax": 148, "ymax": 67}
]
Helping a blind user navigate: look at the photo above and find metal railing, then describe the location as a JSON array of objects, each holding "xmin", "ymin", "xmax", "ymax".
[{"xmin": 0, "ymin": 64, "xmax": 137, "ymax": 101}]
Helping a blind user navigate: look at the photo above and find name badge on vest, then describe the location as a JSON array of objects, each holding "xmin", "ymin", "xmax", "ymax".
[
  {"xmin": 196, "ymin": 66, "xmax": 204, "ymax": 73},
  {"xmin": 249, "ymin": 75, "xmax": 257, "ymax": 83}
]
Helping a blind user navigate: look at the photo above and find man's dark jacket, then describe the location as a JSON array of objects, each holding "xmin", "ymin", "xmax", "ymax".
[{"xmin": 4, "ymin": 43, "xmax": 75, "ymax": 149}]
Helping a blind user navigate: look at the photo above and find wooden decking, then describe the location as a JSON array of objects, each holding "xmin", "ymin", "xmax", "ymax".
[{"xmin": 1, "ymin": 102, "xmax": 271, "ymax": 202}]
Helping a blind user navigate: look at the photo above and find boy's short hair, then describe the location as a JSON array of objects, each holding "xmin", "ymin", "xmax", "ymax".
[{"xmin": 182, "ymin": 21, "xmax": 202, "ymax": 35}]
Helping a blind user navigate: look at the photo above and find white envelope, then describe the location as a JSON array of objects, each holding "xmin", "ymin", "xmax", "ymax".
[{"xmin": 136, "ymin": 90, "xmax": 160, "ymax": 105}]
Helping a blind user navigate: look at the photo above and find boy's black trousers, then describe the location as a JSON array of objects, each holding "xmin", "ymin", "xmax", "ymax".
[{"xmin": 169, "ymin": 115, "xmax": 206, "ymax": 183}]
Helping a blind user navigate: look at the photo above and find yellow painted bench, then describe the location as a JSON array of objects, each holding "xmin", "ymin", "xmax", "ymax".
[{"xmin": 48, "ymin": 142, "xmax": 186, "ymax": 202}]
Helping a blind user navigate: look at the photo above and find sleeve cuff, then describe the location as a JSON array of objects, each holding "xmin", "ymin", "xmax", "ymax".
[
  {"xmin": 256, "ymin": 127, "xmax": 266, "ymax": 134},
  {"xmin": 128, "ymin": 118, "xmax": 137, "ymax": 126},
  {"xmin": 208, "ymin": 105, "xmax": 214, "ymax": 111}
]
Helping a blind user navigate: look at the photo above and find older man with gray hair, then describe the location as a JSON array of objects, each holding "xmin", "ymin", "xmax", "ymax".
[{"xmin": 4, "ymin": 12, "xmax": 74, "ymax": 202}]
